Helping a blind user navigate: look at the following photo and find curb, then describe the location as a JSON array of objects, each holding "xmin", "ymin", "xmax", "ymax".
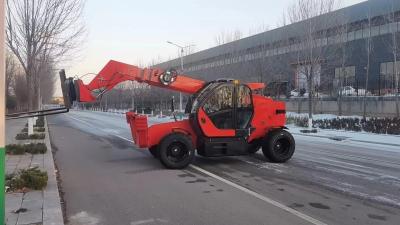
[
  {"xmin": 292, "ymin": 132, "xmax": 400, "ymax": 147},
  {"xmin": 42, "ymin": 117, "xmax": 64, "ymax": 225}
]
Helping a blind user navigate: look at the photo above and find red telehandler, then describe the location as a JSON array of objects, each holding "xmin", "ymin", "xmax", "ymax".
[{"xmin": 60, "ymin": 60, "xmax": 295, "ymax": 169}]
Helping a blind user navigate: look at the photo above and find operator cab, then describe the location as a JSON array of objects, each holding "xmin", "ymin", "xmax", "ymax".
[{"xmin": 186, "ymin": 80, "xmax": 256, "ymax": 156}]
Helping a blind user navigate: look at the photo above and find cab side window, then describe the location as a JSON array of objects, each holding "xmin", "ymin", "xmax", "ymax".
[
  {"xmin": 203, "ymin": 85, "xmax": 234, "ymax": 129},
  {"xmin": 236, "ymin": 85, "xmax": 253, "ymax": 129}
]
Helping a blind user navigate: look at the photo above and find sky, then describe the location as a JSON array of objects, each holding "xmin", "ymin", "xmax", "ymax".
[{"xmin": 56, "ymin": 0, "xmax": 367, "ymax": 96}]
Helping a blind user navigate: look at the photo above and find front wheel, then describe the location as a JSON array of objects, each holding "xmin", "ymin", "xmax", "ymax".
[
  {"xmin": 262, "ymin": 129, "xmax": 295, "ymax": 163},
  {"xmin": 158, "ymin": 133, "xmax": 195, "ymax": 169}
]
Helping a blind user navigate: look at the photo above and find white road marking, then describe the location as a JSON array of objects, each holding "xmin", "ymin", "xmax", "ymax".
[
  {"xmin": 112, "ymin": 133, "xmax": 135, "ymax": 144},
  {"xmin": 110, "ymin": 133, "xmax": 327, "ymax": 225},
  {"xmin": 130, "ymin": 218, "xmax": 169, "ymax": 225},
  {"xmin": 66, "ymin": 114, "xmax": 94, "ymax": 127},
  {"xmin": 66, "ymin": 113, "xmax": 327, "ymax": 225},
  {"xmin": 189, "ymin": 164, "xmax": 328, "ymax": 225},
  {"xmin": 69, "ymin": 211, "xmax": 100, "ymax": 225}
]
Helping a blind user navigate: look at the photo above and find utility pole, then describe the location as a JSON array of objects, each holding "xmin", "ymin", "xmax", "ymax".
[
  {"xmin": 0, "ymin": 0, "xmax": 5, "ymax": 223},
  {"xmin": 166, "ymin": 41, "xmax": 195, "ymax": 112}
]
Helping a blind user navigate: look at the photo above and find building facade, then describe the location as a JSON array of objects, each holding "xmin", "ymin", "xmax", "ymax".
[{"xmin": 157, "ymin": 0, "xmax": 400, "ymax": 97}]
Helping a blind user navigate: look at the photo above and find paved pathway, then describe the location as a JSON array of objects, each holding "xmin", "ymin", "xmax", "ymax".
[{"xmin": 5, "ymin": 118, "xmax": 63, "ymax": 225}]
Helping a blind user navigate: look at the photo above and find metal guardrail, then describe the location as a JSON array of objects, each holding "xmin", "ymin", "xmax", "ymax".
[{"xmin": 6, "ymin": 107, "xmax": 69, "ymax": 120}]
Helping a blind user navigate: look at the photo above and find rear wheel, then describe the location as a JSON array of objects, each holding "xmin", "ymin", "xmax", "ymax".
[
  {"xmin": 262, "ymin": 129, "xmax": 295, "ymax": 163},
  {"xmin": 148, "ymin": 146, "xmax": 159, "ymax": 158},
  {"xmin": 158, "ymin": 133, "xmax": 195, "ymax": 169}
]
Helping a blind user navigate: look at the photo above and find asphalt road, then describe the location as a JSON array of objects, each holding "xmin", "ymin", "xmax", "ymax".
[{"xmin": 48, "ymin": 110, "xmax": 400, "ymax": 225}]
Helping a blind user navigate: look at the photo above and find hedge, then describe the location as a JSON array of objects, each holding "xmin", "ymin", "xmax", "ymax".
[
  {"xmin": 15, "ymin": 132, "xmax": 45, "ymax": 140},
  {"xmin": 6, "ymin": 167, "xmax": 48, "ymax": 191},
  {"xmin": 6, "ymin": 143, "xmax": 47, "ymax": 155},
  {"xmin": 286, "ymin": 116, "xmax": 400, "ymax": 135}
]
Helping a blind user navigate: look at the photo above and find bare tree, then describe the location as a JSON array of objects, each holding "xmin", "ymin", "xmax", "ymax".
[
  {"xmin": 38, "ymin": 59, "xmax": 57, "ymax": 103},
  {"xmin": 14, "ymin": 73, "xmax": 29, "ymax": 110},
  {"xmin": 214, "ymin": 29, "xmax": 243, "ymax": 46},
  {"xmin": 285, "ymin": 0, "xmax": 339, "ymax": 128},
  {"xmin": 6, "ymin": 51, "xmax": 18, "ymax": 100},
  {"xmin": 6, "ymin": 0, "xmax": 86, "ymax": 110},
  {"xmin": 248, "ymin": 23, "xmax": 270, "ymax": 36},
  {"xmin": 362, "ymin": 10, "xmax": 373, "ymax": 119},
  {"xmin": 334, "ymin": 12, "xmax": 350, "ymax": 116}
]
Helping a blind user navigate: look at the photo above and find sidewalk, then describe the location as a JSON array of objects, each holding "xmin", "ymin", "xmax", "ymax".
[{"xmin": 5, "ymin": 118, "xmax": 64, "ymax": 225}]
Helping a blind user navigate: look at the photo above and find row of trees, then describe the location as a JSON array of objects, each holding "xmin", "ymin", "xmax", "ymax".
[
  {"xmin": 6, "ymin": 51, "xmax": 56, "ymax": 111},
  {"xmin": 5, "ymin": 0, "xmax": 85, "ymax": 111}
]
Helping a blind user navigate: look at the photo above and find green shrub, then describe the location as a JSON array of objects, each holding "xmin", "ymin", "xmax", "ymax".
[
  {"xmin": 15, "ymin": 132, "xmax": 45, "ymax": 140},
  {"xmin": 25, "ymin": 143, "xmax": 47, "ymax": 154},
  {"xmin": 20, "ymin": 167, "xmax": 48, "ymax": 190},
  {"xmin": 34, "ymin": 116, "xmax": 45, "ymax": 127},
  {"xmin": 6, "ymin": 167, "xmax": 48, "ymax": 191},
  {"xmin": 23, "ymin": 116, "xmax": 45, "ymax": 128},
  {"xmin": 6, "ymin": 174, "xmax": 25, "ymax": 191},
  {"xmin": 35, "ymin": 127, "xmax": 45, "ymax": 132},
  {"xmin": 15, "ymin": 133, "xmax": 28, "ymax": 140},
  {"xmin": 5, "ymin": 144, "xmax": 26, "ymax": 155},
  {"xmin": 21, "ymin": 127, "xmax": 45, "ymax": 133},
  {"xmin": 6, "ymin": 143, "xmax": 47, "ymax": 155}
]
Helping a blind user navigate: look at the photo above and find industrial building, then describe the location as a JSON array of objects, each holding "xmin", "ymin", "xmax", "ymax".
[{"xmin": 157, "ymin": 0, "xmax": 400, "ymax": 97}]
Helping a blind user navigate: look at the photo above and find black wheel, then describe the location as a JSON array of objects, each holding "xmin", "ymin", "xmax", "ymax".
[
  {"xmin": 158, "ymin": 133, "xmax": 195, "ymax": 169},
  {"xmin": 148, "ymin": 146, "xmax": 159, "ymax": 158},
  {"xmin": 262, "ymin": 129, "xmax": 295, "ymax": 163}
]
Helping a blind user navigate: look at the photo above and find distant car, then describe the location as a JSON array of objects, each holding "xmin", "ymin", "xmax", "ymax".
[
  {"xmin": 337, "ymin": 86, "xmax": 369, "ymax": 96},
  {"xmin": 290, "ymin": 88, "xmax": 328, "ymax": 98},
  {"xmin": 290, "ymin": 88, "xmax": 308, "ymax": 97}
]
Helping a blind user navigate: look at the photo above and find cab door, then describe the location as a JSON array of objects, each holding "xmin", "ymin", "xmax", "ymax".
[
  {"xmin": 198, "ymin": 84, "xmax": 236, "ymax": 137},
  {"xmin": 235, "ymin": 84, "xmax": 254, "ymax": 136}
]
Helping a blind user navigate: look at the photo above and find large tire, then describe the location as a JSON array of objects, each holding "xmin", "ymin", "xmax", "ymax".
[
  {"xmin": 158, "ymin": 133, "xmax": 195, "ymax": 169},
  {"xmin": 148, "ymin": 146, "xmax": 159, "ymax": 158},
  {"xmin": 262, "ymin": 129, "xmax": 295, "ymax": 163}
]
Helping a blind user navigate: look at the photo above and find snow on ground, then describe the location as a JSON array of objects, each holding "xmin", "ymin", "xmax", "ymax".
[
  {"xmin": 288, "ymin": 124, "xmax": 400, "ymax": 149},
  {"xmin": 286, "ymin": 111, "xmax": 400, "ymax": 147},
  {"xmin": 76, "ymin": 109, "xmax": 400, "ymax": 149}
]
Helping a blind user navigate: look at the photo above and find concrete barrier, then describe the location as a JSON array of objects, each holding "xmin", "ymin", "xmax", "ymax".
[{"xmin": 285, "ymin": 98, "xmax": 399, "ymax": 117}]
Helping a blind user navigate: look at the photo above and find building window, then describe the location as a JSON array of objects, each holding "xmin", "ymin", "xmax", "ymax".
[
  {"xmin": 380, "ymin": 23, "xmax": 390, "ymax": 35},
  {"xmin": 380, "ymin": 61, "xmax": 400, "ymax": 94},
  {"xmin": 371, "ymin": 25, "xmax": 379, "ymax": 36},
  {"xmin": 348, "ymin": 31, "xmax": 355, "ymax": 41},
  {"xmin": 389, "ymin": 22, "xmax": 398, "ymax": 32},
  {"xmin": 355, "ymin": 29, "xmax": 363, "ymax": 39},
  {"xmin": 295, "ymin": 64, "xmax": 321, "ymax": 91},
  {"xmin": 334, "ymin": 66, "xmax": 356, "ymax": 88},
  {"xmin": 362, "ymin": 27, "xmax": 370, "ymax": 38}
]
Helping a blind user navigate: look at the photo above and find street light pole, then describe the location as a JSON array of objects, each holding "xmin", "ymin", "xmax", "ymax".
[{"xmin": 166, "ymin": 41, "xmax": 195, "ymax": 113}]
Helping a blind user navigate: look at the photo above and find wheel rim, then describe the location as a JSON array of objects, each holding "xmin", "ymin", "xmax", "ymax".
[
  {"xmin": 166, "ymin": 142, "xmax": 189, "ymax": 163},
  {"xmin": 273, "ymin": 138, "xmax": 291, "ymax": 157}
]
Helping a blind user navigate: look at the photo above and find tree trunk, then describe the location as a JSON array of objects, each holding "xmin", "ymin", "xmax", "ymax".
[
  {"xmin": 363, "ymin": 54, "xmax": 370, "ymax": 119},
  {"xmin": 26, "ymin": 74, "xmax": 33, "ymax": 110},
  {"xmin": 308, "ymin": 66, "xmax": 313, "ymax": 129}
]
